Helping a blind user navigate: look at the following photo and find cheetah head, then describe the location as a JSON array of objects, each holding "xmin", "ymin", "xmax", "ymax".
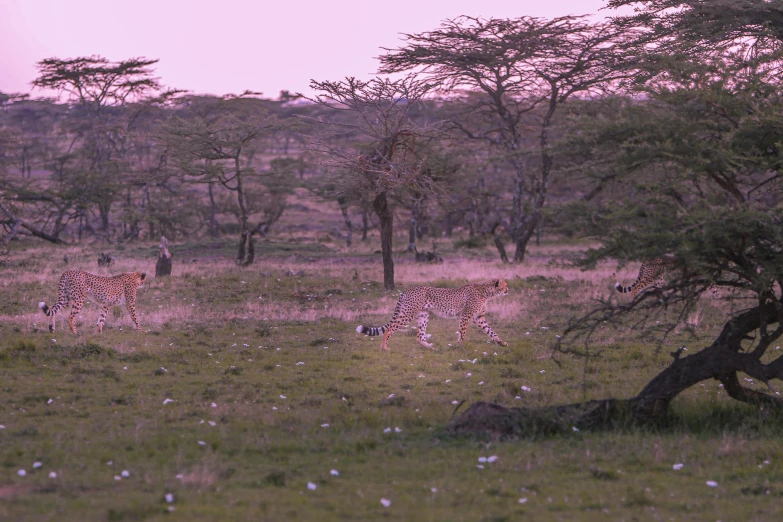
[{"xmin": 493, "ymin": 279, "xmax": 508, "ymax": 296}]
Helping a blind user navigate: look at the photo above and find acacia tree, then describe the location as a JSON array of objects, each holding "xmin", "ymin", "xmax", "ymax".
[
  {"xmin": 379, "ymin": 16, "xmax": 637, "ymax": 262},
  {"xmin": 307, "ymin": 77, "xmax": 441, "ymax": 290},
  {"xmin": 31, "ymin": 56, "xmax": 168, "ymax": 236},
  {"xmin": 163, "ymin": 95, "xmax": 292, "ymax": 266},
  {"xmin": 449, "ymin": 3, "xmax": 783, "ymax": 436}
]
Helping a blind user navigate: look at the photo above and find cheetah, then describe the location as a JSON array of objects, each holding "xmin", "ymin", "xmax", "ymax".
[
  {"xmin": 356, "ymin": 279, "xmax": 509, "ymax": 351},
  {"xmin": 615, "ymin": 257, "xmax": 722, "ymax": 299},
  {"xmin": 39, "ymin": 270, "xmax": 146, "ymax": 334},
  {"xmin": 615, "ymin": 257, "xmax": 675, "ymax": 298}
]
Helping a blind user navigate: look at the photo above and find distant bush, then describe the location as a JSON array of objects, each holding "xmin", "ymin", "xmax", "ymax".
[{"xmin": 453, "ymin": 236, "xmax": 488, "ymax": 249}]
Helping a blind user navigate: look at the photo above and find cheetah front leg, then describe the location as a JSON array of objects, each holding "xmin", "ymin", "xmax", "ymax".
[
  {"xmin": 473, "ymin": 313, "xmax": 507, "ymax": 346},
  {"xmin": 126, "ymin": 296, "xmax": 142, "ymax": 331},
  {"xmin": 416, "ymin": 311, "xmax": 434, "ymax": 349}
]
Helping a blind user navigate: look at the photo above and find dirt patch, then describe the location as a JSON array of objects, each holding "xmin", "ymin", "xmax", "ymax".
[{"xmin": 0, "ymin": 483, "xmax": 36, "ymax": 499}]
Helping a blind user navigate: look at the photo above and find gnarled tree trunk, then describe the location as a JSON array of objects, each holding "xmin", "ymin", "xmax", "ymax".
[{"xmin": 449, "ymin": 303, "xmax": 783, "ymax": 439}]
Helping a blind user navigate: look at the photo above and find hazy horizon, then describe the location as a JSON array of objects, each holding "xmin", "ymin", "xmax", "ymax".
[{"xmin": 1, "ymin": 0, "xmax": 625, "ymax": 100}]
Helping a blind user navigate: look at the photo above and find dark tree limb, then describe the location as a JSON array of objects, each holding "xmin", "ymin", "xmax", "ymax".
[
  {"xmin": 0, "ymin": 201, "xmax": 66, "ymax": 245},
  {"xmin": 449, "ymin": 302, "xmax": 783, "ymax": 439}
]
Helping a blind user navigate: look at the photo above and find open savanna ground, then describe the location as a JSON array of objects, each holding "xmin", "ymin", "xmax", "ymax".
[{"xmin": 1, "ymin": 235, "xmax": 782, "ymax": 521}]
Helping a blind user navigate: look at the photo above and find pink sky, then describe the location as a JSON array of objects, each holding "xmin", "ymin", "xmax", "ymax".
[{"xmin": 1, "ymin": 0, "xmax": 625, "ymax": 99}]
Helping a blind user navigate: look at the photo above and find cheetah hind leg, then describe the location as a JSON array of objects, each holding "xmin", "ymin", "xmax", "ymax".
[
  {"xmin": 381, "ymin": 329, "xmax": 393, "ymax": 351},
  {"xmin": 416, "ymin": 311, "xmax": 434, "ymax": 349},
  {"xmin": 67, "ymin": 297, "xmax": 85, "ymax": 334},
  {"xmin": 96, "ymin": 305, "xmax": 110, "ymax": 333}
]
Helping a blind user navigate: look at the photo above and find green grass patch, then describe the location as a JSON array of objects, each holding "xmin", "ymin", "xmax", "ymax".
[{"xmin": 0, "ymin": 239, "xmax": 780, "ymax": 520}]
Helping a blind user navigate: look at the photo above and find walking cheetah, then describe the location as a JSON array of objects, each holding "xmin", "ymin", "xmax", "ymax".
[
  {"xmin": 615, "ymin": 257, "xmax": 674, "ymax": 298},
  {"xmin": 39, "ymin": 270, "xmax": 146, "ymax": 334},
  {"xmin": 356, "ymin": 279, "xmax": 509, "ymax": 351},
  {"xmin": 615, "ymin": 257, "xmax": 721, "ymax": 299}
]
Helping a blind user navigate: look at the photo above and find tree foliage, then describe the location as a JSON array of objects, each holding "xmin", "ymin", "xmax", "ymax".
[
  {"xmin": 306, "ymin": 76, "xmax": 445, "ymax": 289},
  {"xmin": 379, "ymin": 15, "xmax": 638, "ymax": 262},
  {"xmin": 162, "ymin": 94, "xmax": 293, "ymax": 266}
]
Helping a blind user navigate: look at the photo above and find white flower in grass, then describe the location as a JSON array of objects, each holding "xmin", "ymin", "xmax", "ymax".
[
  {"xmin": 445, "ymin": 379, "xmax": 451, "ymax": 383},
  {"xmin": 466, "ymin": 373, "xmax": 472, "ymax": 377},
  {"xmin": 487, "ymin": 456, "xmax": 498, "ymax": 463},
  {"xmin": 477, "ymin": 464, "xmax": 484, "ymax": 469},
  {"xmin": 478, "ymin": 381, "xmax": 484, "ymax": 385},
  {"xmin": 518, "ymin": 498, "xmax": 528, "ymax": 504},
  {"xmin": 307, "ymin": 482, "xmax": 317, "ymax": 490},
  {"xmin": 521, "ymin": 386, "xmax": 531, "ymax": 392},
  {"xmin": 121, "ymin": 470, "xmax": 129, "ymax": 478},
  {"xmin": 165, "ymin": 493, "xmax": 174, "ymax": 503},
  {"xmin": 673, "ymin": 463, "xmax": 684, "ymax": 470},
  {"xmin": 515, "ymin": 396, "xmax": 521, "ymax": 400},
  {"xmin": 47, "ymin": 399, "xmax": 53, "ymax": 404},
  {"xmin": 394, "ymin": 427, "xmax": 401, "ymax": 433},
  {"xmin": 380, "ymin": 498, "xmax": 391, "ymax": 507},
  {"xmin": 296, "ymin": 362, "xmax": 304, "ymax": 366},
  {"xmin": 321, "ymin": 423, "xmax": 330, "ymax": 428},
  {"xmin": 431, "ymin": 487, "xmax": 437, "ymax": 493},
  {"xmin": 197, "ymin": 441, "xmax": 206, "ymax": 446},
  {"xmin": 17, "ymin": 469, "xmax": 26, "ymax": 476},
  {"xmin": 478, "ymin": 457, "xmax": 487, "ymax": 463},
  {"xmin": 49, "ymin": 472, "xmax": 57, "ymax": 478},
  {"xmin": 451, "ymin": 400, "xmax": 459, "ymax": 405},
  {"xmin": 162, "ymin": 399, "xmax": 174, "ymax": 405},
  {"xmin": 210, "ymin": 403, "xmax": 217, "ymax": 408},
  {"xmin": 572, "ymin": 426, "xmax": 579, "ymax": 432},
  {"xmin": 383, "ymin": 427, "xmax": 391, "ymax": 433},
  {"xmin": 706, "ymin": 481, "xmax": 718, "ymax": 487},
  {"xmin": 388, "ymin": 394, "xmax": 395, "ymax": 399},
  {"xmin": 330, "ymin": 469, "xmax": 339, "ymax": 476},
  {"xmin": 540, "ymin": 370, "xmax": 545, "ymax": 374},
  {"xmin": 208, "ymin": 421, "xmax": 216, "ymax": 427},
  {"xmin": 280, "ymin": 395, "xmax": 286, "ymax": 399},
  {"xmin": 33, "ymin": 462, "xmax": 42, "ymax": 469},
  {"xmin": 114, "ymin": 475, "xmax": 122, "ymax": 480}
]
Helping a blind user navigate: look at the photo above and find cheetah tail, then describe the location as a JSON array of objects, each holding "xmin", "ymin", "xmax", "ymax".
[
  {"xmin": 615, "ymin": 283, "xmax": 632, "ymax": 294},
  {"xmin": 356, "ymin": 324, "xmax": 388, "ymax": 337},
  {"xmin": 38, "ymin": 302, "xmax": 50, "ymax": 315}
]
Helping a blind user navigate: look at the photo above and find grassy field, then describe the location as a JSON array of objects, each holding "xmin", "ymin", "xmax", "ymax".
[{"xmin": 1, "ymin": 233, "xmax": 782, "ymax": 521}]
